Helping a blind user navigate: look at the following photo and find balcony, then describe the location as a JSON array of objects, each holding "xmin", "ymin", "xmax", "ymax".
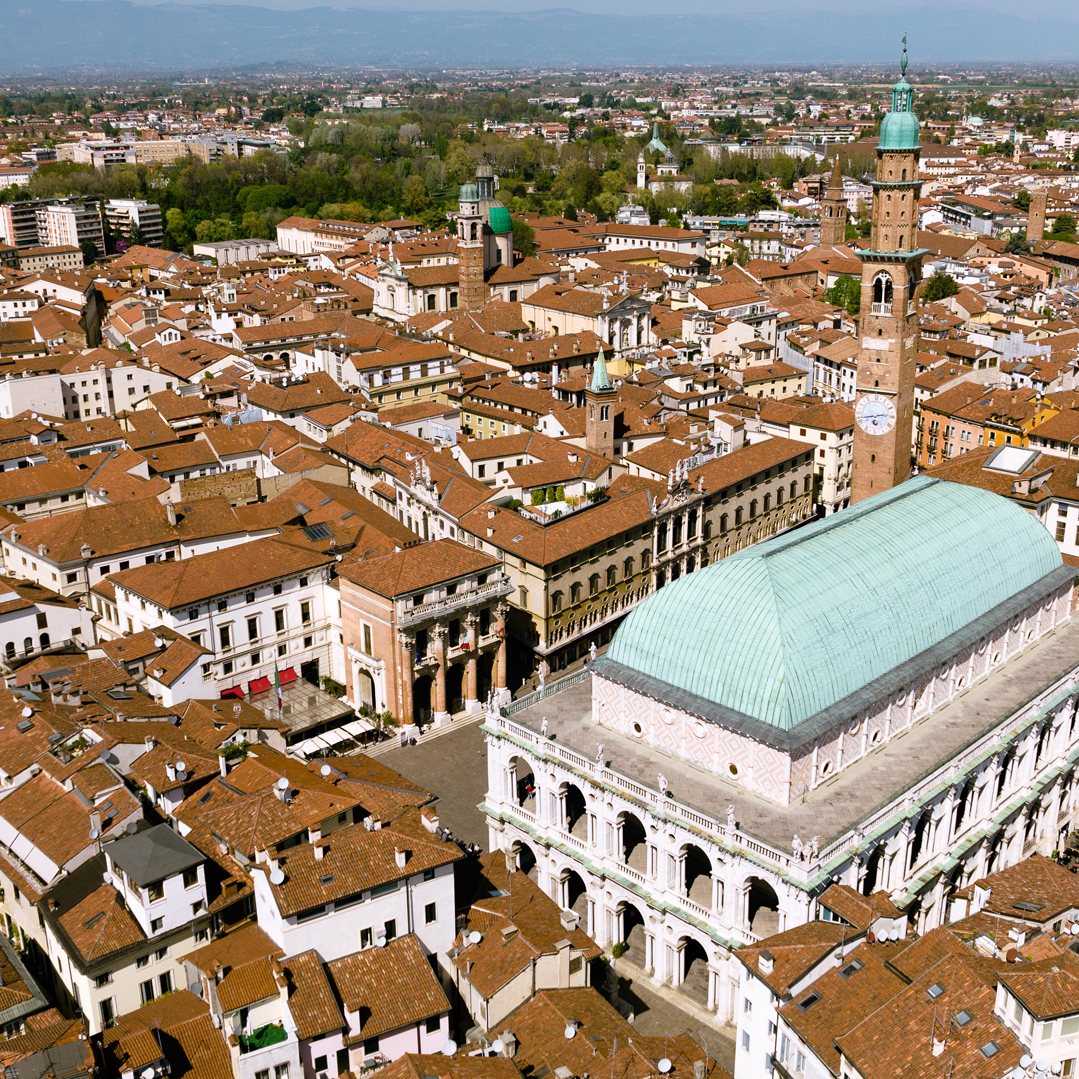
[
  {"xmin": 239, "ymin": 1023, "xmax": 288, "ymax": 1054},
  {"xmin": 870, "ymin": 302, "xmax": 892, "ymax": 316},
  {"xmin": 397, "ymin": 576, "xmax": 513, "ymax": 629}
]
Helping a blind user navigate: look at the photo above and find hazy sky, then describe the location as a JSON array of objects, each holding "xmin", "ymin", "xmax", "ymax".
[{"xmin": 107, "ymin": 0, "xmax": 1071, "ymax": 11}]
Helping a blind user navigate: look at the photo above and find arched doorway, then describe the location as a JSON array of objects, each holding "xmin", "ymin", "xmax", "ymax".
[
  {"xmin": 683, "ymin": 844, "xmax": 712, "ymax": 908},
  {"xmin": 618, "ymin": 902, "xmax": 646, "ymax": 967},
  {"xmin": 746, "ymin": 877, "xmax": 780, "ymax": 938},
  {"xmin": 563, "ymin": 783, "xmax": 587, "ymax": 840},
  {"xmin": 413, "ymin": 675, "xmax": 433, "ymax": 725},
  {"xmin": 861, "ymin": 846, "xmax": 882, "ymax": 896},
  {"xmin": 478, "ymin": 651, "xmax": 495, "ymax": 703},
  {"xmin": 513, "ymin": 841, "xmax": 538, "ymax": 881},
  {"xmin": 619, "ymin": 812, "xmax": 647, "ymax": 872},
  {"xmin": 508, "ymin": 756, "xmax": 536, "ymax": 813},
  {"xmin": 678, "ymin": 937, "xmax": 709, "ymax": 1006},
  {"xmin": 561, "ymin": 868, "xmax": 588, "ymax": 923},
  {"xmin": 446, "ymin": 664, "xmax": 465, "ymax": 715},
  {"xmin": 355, "ymin": 668, "xmax": 375, "ymax": 711}
]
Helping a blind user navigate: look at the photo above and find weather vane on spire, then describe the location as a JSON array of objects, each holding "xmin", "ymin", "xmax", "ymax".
[{"xmin": 901, "ymin": 31, "xmax": 908, "ymax": 74}]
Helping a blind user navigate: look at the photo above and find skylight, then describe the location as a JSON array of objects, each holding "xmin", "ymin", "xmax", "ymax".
[
  {"xmin": 797, "ymin": 992, "xmax": 821, "ymax": 1011},
  {"xmin": 954, "ymin": 1010, "xmax": 972, "ymax": 1028},
  {"xmin": 980, "ymin": 1041, "xmax": 1000, "ymax": 1059},
  {"xmin": 840, "ymin": 959, "xmax": 864, "ymax": 979},
  {"xmin": 927, "ymin": 983, "xmax": 945, "ymax": 999}
]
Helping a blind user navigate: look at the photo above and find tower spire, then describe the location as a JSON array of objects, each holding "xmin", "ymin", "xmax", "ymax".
[
  {"xmin": 901, "ymin": 31, "xmax": 908, "ymax": 74},
  {"xmin": 590, "ymin": 344, "xmax": 611, "ymax": 393}
]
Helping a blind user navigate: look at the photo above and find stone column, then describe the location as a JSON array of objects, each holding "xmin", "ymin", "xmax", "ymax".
[
  {"xmin": 465, "ymin": 613, "xmax": 480, "ymax": 713},
  {"xmin": 495, "ymin": 601, "xmax": 510, "ymax": 703},
  {"xmin": 432, "ymin": 624, "xmax": 449, "ymax": 726},
  {"xmin": 397, "ymin": 632, "xmax": 414, "ymax": 726}
]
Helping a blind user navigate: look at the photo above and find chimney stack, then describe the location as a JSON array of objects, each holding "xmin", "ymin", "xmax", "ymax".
[{"xmin": 167, "ymin": 501, "xmax": 177, "ymax": 526}]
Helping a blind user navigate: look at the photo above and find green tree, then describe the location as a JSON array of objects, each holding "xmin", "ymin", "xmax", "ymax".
[
  {"xmin": 1004, "ymin": 231, "xmax": 1032, "ymax": 255},
  {"xmin": 826, "ymin": 273, "xmax": 861, "ymax": 315},
  {"xmin": 922, "ymin": 272, "xmax": 959, "ymax": 303},
  {"xmin": 578, "ymin": 93, "xmax": 594, "ymax": 109},
  {"xmin": 1012, "ymin": 189, "xmax": 1031, "ymax": 211},
  {"xmin": 79, "ymin": 240, "xmax": 98, "ymax": 265},
  {"xmin": 402, "ymin": 174, "xmax": 429, "ymax": 215},
  {"xmin": 512, "ymin": 217, "xmax": 537, "ymax": 258},
  {"xmin": 163, "ymin": 207, "xmax": 188, "ymax": 249},
  {"xmin": 261, "ymin": 107, "xmax": 284, "ymax": 124},
  {"xmin": 1050, "ymin": 212, "xmax": 1077, "ymax": 241}
]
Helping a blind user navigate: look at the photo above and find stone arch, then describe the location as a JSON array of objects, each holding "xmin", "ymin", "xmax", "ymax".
[
  {"xmin": 617, "ymin": 899, "xmax": 647, "ymax": 965},
  {"xmin": 355, "ymin": 668, "xmax": 375, "ymax": 711},
  {"xmin": 861, "ymin": 844, "xmax": 883, "ymax": 896},
  {"xmin": 558, "ymin": 866, "xmax": 588, "ymax": 920},
  {"xmin": 559, "ymin": 781, "xmax": 587, "ymax": 839},
  {"xmin": 508, "ymin": 754, "xmax": 537, "ymax": 811},
  {"xmin": 872, "ymin": 272, "xmax": 894, "ymax": 309},
  {"xmin": 681, "ymin": 843, "xmax": 713, "ymax": 908},
  {"xmin": 909, "ymin": 812, "xmax": 930, "ymax": 869},
  {"xmin": 677, "ymin": 935, "xmax": 709, "ymax": 1006},
  {"xmin": 511, "ymin": 839, "xmax": 538, "ymax": 880},
  {"xmin": 745, "ymin": 876, "xmax": 779, "ymax": 937},
  {"xmin": 413, "ymin": 674, "xmax": 433, "ymax": 725},
  {"xmin": 445, "ymin": 663, "xmax": 465, "ymax": 714},
  {"xmin": 617, "ymin": 810, "xmax": 647, "ymax": 871}
]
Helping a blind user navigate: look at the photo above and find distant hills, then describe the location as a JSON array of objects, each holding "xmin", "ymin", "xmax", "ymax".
[{"xmin": 2, "ymin": 1, "xmax": 1078, "ymax": 72}]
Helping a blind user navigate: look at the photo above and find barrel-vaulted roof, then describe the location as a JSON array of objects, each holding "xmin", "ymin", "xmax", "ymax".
[{"xmin": 604, "ymin": 477, "xmax": 1064, "ymax": 734}]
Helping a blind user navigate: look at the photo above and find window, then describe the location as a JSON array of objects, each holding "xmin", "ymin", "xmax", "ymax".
[
  {"xmin": 314, "ymin": 1057, "xmax": 328, "ymax": 1074},
  {"xmin": 139, "ymin": 979, "xmax": 155, "ymax": 1005},
  {"xmin": 219, "ymin": 625, "xmax": 231, "ymax": 650},
  {"xmin": 426, "ymin": 1015, "xmax": 440, "ymax": 1034},
  {"xmin": 780, "ymin": 1036, "xmax": 790, "ymax": 1062},
  {"xmin": 183, "ymin": 867, "xmax": 199, "ymax": 889},
  {"xmin": 301, "ymin": 601, "xmax": 311, "ymax": 625},
  {"xmin": 136, "ymin": 954, "xmax": 149, "ymax": 969},
  {"xmin": 246, "ymin": 592, "xmax": 255, "ymax": 603},
  {"xmin": 478, "ymin": 464, "xmax": 486, "ymax": 478},
  {"xmin": 99, "ymin": 997, "xmax": 115, "ymax": 1028},
  {"xmin": 425, "ymin": 902, "xmax": 437, "ymax": 924},
  {"xmin": 840, "ymin": 959, "xmax": 864, "ymax": 978},
  {"xmin": 519, "ymin": 587, "xmax": 528, "ymax": 607},
  {"xmin": 159, "ymin": 971, "xmax": 173, "ymax": 995},
  {"xmin": 606, "ymin": 566, "xmax": 616, "ymax": 587},
  {"xmin": 273, "ymin": 583, "xmax": 283, "ymax": 595},
  {"xmin": 795, "ymin": 1051, "xmax": 805, "ymax": 1073},
  {"xmin": 275, "ymin": 609, "xmax": 285, "ymax": 633},
  {"xmin": 741, "ymin": 1032, "xmax": 750, "ymax": 1052},
  {"xmin": 797, "ymin": 992, "xmax": 820, "ymax": 1010},
  {"xmin": 255, "ymin": 1071, "xmax": 269, "ymax": 1079},
  {"xmin": 980, "ymin": 1041, "xmax": 1000, "ymax": 1059},
  {"xmin": 151, "ymin": 917, "xmax": 164, "ymax": 933},
  {"xmin": 217, "ymin": 600, "xmax": 227, "ymax": 612},
  {"xmin": 189, "ymin": 608, "xmax": 199, "ymax": 621},
  {"xmin": 147, "ymin": 880, "xmax": 165, "ymax": 902},
  {"xmin": 94, "ymin": 972, "xmax": 112, "ymax": 988},
  {"xmin": 384, "ymin": 918, "xmax": 396, "ymax": 941},
  {"xmin": 423, "ymin": 868, "xmax": 435, "ymax": 881},
  {"xmin": 743, "ymin": 997, "xmax": 752, "ymax": 1015},
  {"xmin": 360, "ymin": 927, "xmax": 372, "ymax": 948},
  {"xmin": 954, "ymin": 1010, "xmax": 972, "ymax": 1028},
  {"xmin": 1062, "ymin": 1017, "xmax": 1079, "ymax": 1036},
  {"xmin": 927, "ymin": 982, "xmax": 945, "ymax": 1000},
  {"xmin": 363, "ymin": 1037, "xmax": 380, "ymax": 1056},
  {"xmin": 274, "ymin": 1064, "xmax": 289, "ymax": 1079},
  {"xmin": 247, "ymin": 617, "xmax": 258, "ymax": 641},
  {"xmin": 363, "ymin": 625, "xmax": 372, "ymax": 654},
  {"xmin": 1058, "ymin": 521, "xmax": 1068, "ymax": 542}
]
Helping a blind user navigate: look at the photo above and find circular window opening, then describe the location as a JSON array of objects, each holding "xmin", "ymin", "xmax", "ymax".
[
  {"xmin": 1025, "ymin": 630, "xmax": 1035, "ymax": 642},
  {"xmin": 728, "ymin": 762, "xmax": 739, "ymax": 777},
  {"xmin": 693, "ymin": 721, "xmax": 706, "ymax": 738},
  {"xmin": 957, "ymin": 676, "xmax": 966, "ymax": 689},
  {"xmin": 870, "ymin": 729, "xmax": 883, "ymax": 745},
  {"xmin": 992, "ymin": 652, "xmax": 1001, "ymax": 664},
  {"xmin": 662, "ymin": 709, "xmax": 674, "ymax": 725},
  {"xmin": 819, "ymin": 760, "xmax": 832, "ymax": 777},
  {"xmin": 632, "ymin": 722, "xmax": 643, "ymax": 737}
]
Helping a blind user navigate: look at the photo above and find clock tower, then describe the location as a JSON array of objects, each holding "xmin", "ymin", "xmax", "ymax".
[{"xmin": 850, "ymin": 37, "xmax": 926, "ymax": 505}]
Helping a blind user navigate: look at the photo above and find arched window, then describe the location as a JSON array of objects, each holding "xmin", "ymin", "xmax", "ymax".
[
  {"xmin": 551, "ymin": 591, "xmax": 562, "ymax": 613},
  {"xmin": 606, "ymin": 565, "xmax": 616, "ymax": 587},
  {"xmin": 749, "ymin": 499, "xmax": 758, "ymax": 519},
  {"xmin": 763, "ymin": 493, "xmax": 771, "ymax": 512},
  {"xmin": 776, "ymin": 486, "xmax": 784, "ymax": 506},
  {"xmin": 4, "ymin": 643, "xmax": 13, "ymax": 660},
  {"xmin": 804, "ymin": 476, "xmax": 812, "ymax": 494},
  {"xmin": 720, "ymin": 513, "xmax": 729, "ymax": 533},
  {"xmin": 39, "ymin": 633, "xmax": 49, "ymax": 649},
  {"xmin": 623, "ymin": 556, "xmax": 634, "ymax": 578},
  {"xmin": 22, "ymin": 638, "xmax": 31, "ymax": 654},
  {"xmin": 790, "ymin": 481, "xmax": 798, "ymax": 500},
  {"xmin": 872, "ymin": 273, "xmax": 893, "ymax": 314},
  {"xmin": 734, "ymin": 507, "xmax": 743, "ymax": 527}
]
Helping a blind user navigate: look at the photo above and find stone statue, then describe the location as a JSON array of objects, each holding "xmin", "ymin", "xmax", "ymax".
[
  {"xmin": 726, "ymin": 804, "xmax": 736, "ymax": 830},
  {"xmin": 808, "ymin": 836, "xmax": 820, "ymax": 859},
  {"xmin": 793, "ymin": 835, "xmax": 804, "ymax": 860},
  {"xmin": 540, "ymin": 718, "xmax": 548, "ymax": 738},
  {"xmin": 596, "ymin": 744, "xmax": 605, "ymax": 765},
  {"xmin": 589, "ymin": 641, "xmax": 597, "ymax": 663},
  {"xmin": 658, "ymin": 772, "xmax": 667, "ymax": 796}
]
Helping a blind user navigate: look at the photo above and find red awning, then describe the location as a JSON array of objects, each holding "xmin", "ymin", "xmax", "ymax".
[
  {"xmin": 248, "ymin": 676, "xmax": 271, "ymax": 695},
  {"xmin": 220, "ymin": 686, "xmax": 244, "ymax": 699},
  {"xmin": 278, "ymin": 667, "xmax": 298, "ymax": 686}
]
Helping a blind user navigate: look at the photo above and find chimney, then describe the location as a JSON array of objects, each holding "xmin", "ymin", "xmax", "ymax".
[
  {"xmin": 218, "ymin": 752, "xmax": 228, "ymax": 777},
  {"xmin": 500, "ymin": 1033, "xmax": 517, "ymax": 1058},
  {"xmin": 144, "ymin": 733, "xmax": 155, "ymax": 751},
  {"xmin": 694, "ymin": 1062, "xmax": 707, "ymax": 1079},
  {"xmin": 81, "ymin": 544, "xmax": 92, "ymax": 559},
  {"xmin": 932, "ymin": 1037, "xmax": 945, "ymax": 1057},
  {"xmin": 559, "ymin": 909, "xmax": 579, "ymax": 931},
  {"xmin": 165, "ymin": 761, "xmax": 176, "ymax": 781},
  {"xmin": 167, "ymin": 501, "xmax": 177, "ymax": 526},
  {"xmin": 758, "ymin": 950, "xmax": 774, "ymax": 975},
  {"xmin": 314, "ymin": 841, "xmax": 325, "ymax": 861},
  {"xmin": 213, "ymin": 960, "xmax": 224, "ymax": 984},
  {"xmin": 394, "ymin": 847, "xmax": 408, "ymax": 868},
  {"xmin": 309, "ymin": 826, "xmax": 321, "ymax": 845},
  {"xmin": 90, "ymin": 810, "xmax": 101, "ymax": 835}
]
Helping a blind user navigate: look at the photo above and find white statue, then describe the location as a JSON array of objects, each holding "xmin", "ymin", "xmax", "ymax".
[
  {"xmin": 658, "ymin": 772, "xmax": 667, "ymax": 795},
  {"xmin": 589, "ymin": 641, "xmax": 597, "ymax": 663},
  {"xmin": 540, "ymin": 717, "xmax": 549, "ymax": 738},
  {"xmin": 808, "ymin": 836, "xmax": 820, "ymax": 860},
  {"xmin": 726, "ymin": 804, "xmax": 736, "ymax": 830},
  {"xmin": 793, "ymin": 835, "xmax": 804, "ymax": 860},
  {"xmin": 596, "ymin": 744, "xmax": 605, "ymax": 765}
]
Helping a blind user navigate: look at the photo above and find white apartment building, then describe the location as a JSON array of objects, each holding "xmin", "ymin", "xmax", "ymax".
[
  {"xmin": 105, "ymin": 199, "xmax": 163, "ymax": 248},
  {"xmin": 36, "ymin": 201, "xmax": 105, "ymax": 254}
]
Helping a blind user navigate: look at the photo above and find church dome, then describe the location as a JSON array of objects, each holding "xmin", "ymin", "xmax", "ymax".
[
  {"xmin": 880, "ymin": 105, "xmax": 920, "ymax": 151},
  {"xmin": 488, "ymin": 206, "xmax": 513, "ymax": 234},
  {"xmin": 605, "ymin": 477, "xmax": 1063, "ymax": 732},
  {"xmin": 459, "ymin": 183, "xmax": 479, "ymax": 203}
]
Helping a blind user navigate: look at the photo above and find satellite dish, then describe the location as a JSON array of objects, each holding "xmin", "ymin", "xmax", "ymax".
[
  {"xmin": 658, "ymin": 1061, "xmax": 672, "ymax": 1074},
  {"xmin": 20, "ymin": 707, "xmax": 31, "ymax": 718},
  {"xmin": 176, "ymin": 761, "xmax": 186, "ymax": 772},
  {"xmin": 277, "ymin": 776, "xmax": 289, "ymax": 790},
  {"xmin": 320, "ymin": 764, "xmax": 332, "ymax": 777},
  {"xmin": 468, "ymin": 930, "xmax": 482, "ymax": 945},
  {"xmin": 441, "ymin": 1040, "xmax": 457, "ymax": 1057},
  {"xmin": 175, "ymin": 770, "xmax": 187, "ymax": 782},
  {"xmin": 88, "ymin": 828, "xmax": 99, "ymax": 840},
  {"xmin": 99, "ymin": 749, "xmax": 110, "ymax": 761},
  {"xmin": 153, "ymin": 637, "xmax": 165, "ymax": 648},
  {"xmin": 126, "ymin": 821, "xmax": 138, "ymax": 834},
  {"xmin": 564, "ymin": 1025, "xmax": 576, "ymax": 1040},
  {"xmin": 888, "ymin": 926, "xmax": 899, "ymax": 941},
  {"xmin": 142, "ymin": 1069, "xmax": 156, "ymax": 1079},
  {"xmin": 1053, "ymin": 1065, "xmax": 1064, "ymax": 1076},
  {"xmin": 1022, "ymin": 1057, "xmax": 1034, "ymax": 1069},
  {"xmin": 269, "ymin": 867, "xmax": 285, "ymax": 885},
  {"xmin": 492, "ymin": 1041, "xmax": 504, "ymax": 1055},
  {"xmin": 1038, "ymin": 1061, "xmax": 1051, "ymax": 1072}
]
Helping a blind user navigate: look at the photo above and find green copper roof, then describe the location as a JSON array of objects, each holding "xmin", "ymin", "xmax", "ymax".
[
  {"xmin": 606, "ymin": 477, "xmax": 1062, "ymax": 732},
  {"xmin": 488, "ymin": 206, "xmax": 513, "ymax": 234},
  {"xmin": 880, "ymin": 106, "xmax": 920, "ymax": 151},
  {"xmin": 459, "ymin": 183, "xmax": 479, "ymax": 202},
  {"xmin": 590, "ymin": 346, "xmax": 611, "ymax": 392}
]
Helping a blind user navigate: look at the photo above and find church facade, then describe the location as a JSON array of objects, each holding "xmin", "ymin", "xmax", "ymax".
[{"xmin": 481, "ymin": 476, "xmax": 1079, "ymax": 1025}]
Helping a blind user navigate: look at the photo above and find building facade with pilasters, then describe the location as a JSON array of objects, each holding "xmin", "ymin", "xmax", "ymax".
[
  {"xmin": 339, "ymin": 540, "xmax": 514, "ymax": 726},
  {"xmin": 482, "ymin": 477, "xmax": 1079, "ymax": 1027}
]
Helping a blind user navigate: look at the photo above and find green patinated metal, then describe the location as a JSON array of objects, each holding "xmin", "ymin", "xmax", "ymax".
[
  {"xmin": 488, "ymin": 206, "xmax": 513, "ymax": 234},
  {"xmin": 606, "ymin": 477, "xmax": 1063, "ymax": 731},
  {"xmin": 879, "ymin": 37, "xmax": 921, "ymax": 152},
  {"xmin": 590, "ymin": 346, "xmax": 611, "ymax": 392}
]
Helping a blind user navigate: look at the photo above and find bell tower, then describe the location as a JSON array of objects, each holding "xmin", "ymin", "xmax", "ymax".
[
  {"xmin": 819, "ymin": 157, "xmax": 848, "ymax": 247},
  {"xmin": 585, "ymin": 346, "xmax": 615, "ymax": 457},
  {"xmin": 850, "ymin": 36, "xmax": 926, "ymax": 505}
]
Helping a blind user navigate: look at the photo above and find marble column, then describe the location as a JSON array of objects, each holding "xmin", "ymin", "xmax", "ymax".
[
  {"xmin": 465, "ymin": 613, "xmax": 480, "ymax": 713},
  {"xmin": 396, "ymin": 632, "xmax": 414, "ymax": 725},
  {"xmin": 495, "ymin": 601, "xmax": 510, "ymax": 703},
  {"xmin": 432, "ymin": 624, "xmax": 449, "ymax": 726}
]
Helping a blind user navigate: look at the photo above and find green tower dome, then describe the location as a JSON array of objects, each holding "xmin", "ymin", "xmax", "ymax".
[
  {"xmin": 488, "ymin": 206, "xmax": 513, "ymax": 234},
  {"xmin": 878, "ymin": 39, "xmax": 920, "ymax": 152},
  {"xmin": 459, "ymin": 183, "xmax": 479, "ymax": 202}
]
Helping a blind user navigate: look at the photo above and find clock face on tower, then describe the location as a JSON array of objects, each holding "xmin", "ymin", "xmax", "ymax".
[{"xmin": 855, "ymin": 393, "xmax": 897, "ymax": 435}]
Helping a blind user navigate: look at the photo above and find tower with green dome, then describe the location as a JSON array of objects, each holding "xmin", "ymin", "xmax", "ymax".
[
  {"xmin": 851, "ymin": 35, "xmax": 928, "ymax": 505},
  {"xmin": 456, "ymin": 160, "xmax": 516, "ymax": 311}
]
